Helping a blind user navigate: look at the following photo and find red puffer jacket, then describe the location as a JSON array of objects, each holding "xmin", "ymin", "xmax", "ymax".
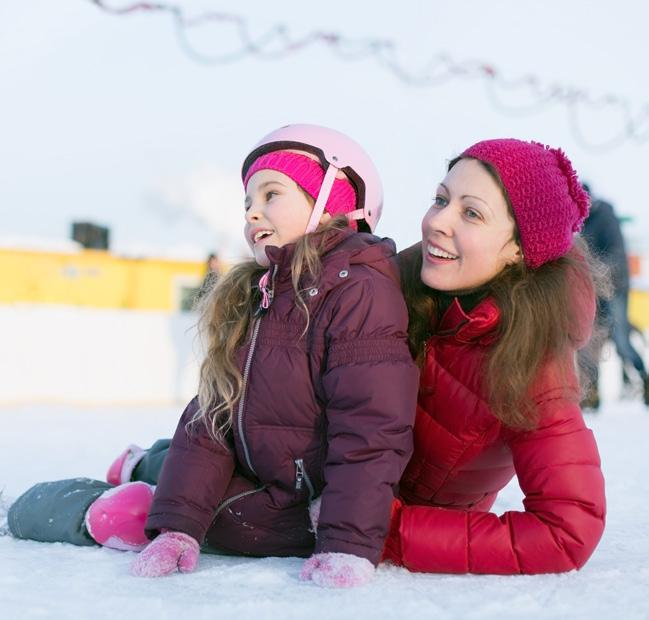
[{"xmin": 386, "ymin": 288, "xmax": 606, "ymax": 574}]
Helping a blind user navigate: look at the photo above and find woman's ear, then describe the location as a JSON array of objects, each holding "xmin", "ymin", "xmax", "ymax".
[
  {"xmin": 319, "ymin": 212, "xmax": 332, "ymax": 225},
  {"xmin": 506, "ymin": 241, "xmax": 523, "ymax": 266}
]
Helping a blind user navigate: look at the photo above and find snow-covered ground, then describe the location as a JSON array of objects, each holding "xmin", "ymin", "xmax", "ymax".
[{"xmin": 1, "ymin": 358, "xmax": 648, "ymax": 619}]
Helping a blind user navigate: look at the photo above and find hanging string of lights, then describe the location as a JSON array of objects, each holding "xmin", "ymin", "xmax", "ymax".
[{"xmin": 89, "ymin": 0, "xmax": 649, "ymax": 152}]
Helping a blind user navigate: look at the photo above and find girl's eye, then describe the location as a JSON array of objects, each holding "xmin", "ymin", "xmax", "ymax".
[
  {"xmin": 265, "ymin": 190, "xmax": 278, "ymax": 201},
  {"xmin": 433, "ymin": 195, "xmax": 448, "ymax": 208}
]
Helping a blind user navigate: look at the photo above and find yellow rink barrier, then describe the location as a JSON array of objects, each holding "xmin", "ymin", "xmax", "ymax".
[
  {"xmin": 1, "ymin": 246, "xmax": 648, "ymax": 327},
  {"xmin": 629, "ymin": 289, "xmax": 649, "ymax": 331},
  {"xmin": 0, "ymin": 247, "xmax": 206, "ymax": 312}
]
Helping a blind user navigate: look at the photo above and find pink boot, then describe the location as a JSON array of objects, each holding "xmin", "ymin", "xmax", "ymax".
[
  {"xmin": 85, "ymin": 481, "xmax": 154, "ymax": 551},
  {"xmin": 106, "ymin": 444, "xmax": 146, "ymax": 486}
]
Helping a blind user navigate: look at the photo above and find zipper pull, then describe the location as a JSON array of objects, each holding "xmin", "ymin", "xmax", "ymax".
[
  {"xmin": 258, "ymin": 269, "xmax": 272, "ymax": 310},
  {"xmin": 295, "ymin": 458, "xmax": 304, "ymax": 490},
  {"xmin": 255, "ymin": 265, "xmax": 278, "ymax": 317}
]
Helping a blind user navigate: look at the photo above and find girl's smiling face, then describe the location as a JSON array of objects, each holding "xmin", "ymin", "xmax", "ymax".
[
  {"xmin": 244, "ymin": 169, "xmax": 315, "ymax": 267},
  {"xmin": 420, "ymin": 158, "xmax": 521, "ymax": 293}
]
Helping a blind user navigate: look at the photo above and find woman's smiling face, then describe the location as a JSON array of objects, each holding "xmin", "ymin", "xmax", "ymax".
[{"xmin": 420, "ymin": 158, "xmax": 521, "ymax": 293}]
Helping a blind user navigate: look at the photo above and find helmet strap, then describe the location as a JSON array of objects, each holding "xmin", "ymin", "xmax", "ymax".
[
  {"xmin": 304, "ymin": 164, "xmax": 339, "ymax": 234},
  {"xmin": 346, "ymin": 209, "xmax": 365, "ymax": 221}
]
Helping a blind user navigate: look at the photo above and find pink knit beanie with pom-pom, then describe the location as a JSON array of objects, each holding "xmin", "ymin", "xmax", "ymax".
[{"xmin": 461, "ymin": 139, "xmax": 590, "ymax": 269}]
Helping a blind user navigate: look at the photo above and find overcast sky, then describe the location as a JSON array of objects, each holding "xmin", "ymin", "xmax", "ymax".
[{"xmin": 1, "ymin": 0, "xmax": 648, "ymax": 260}]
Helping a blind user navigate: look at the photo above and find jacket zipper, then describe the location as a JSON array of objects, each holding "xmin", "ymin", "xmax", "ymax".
[
  {"xmin": 294, "ymin": 458, "xmax": 315, "ymax": 502},
  {"xmin": 237, "ymin": 265, "xmax": 278, "ymax": 477},
  {"xmin": 212, "ymin": 485, "xmax": 268, "ymax": 519},
  {"xmin": 237, "ymin": 317, "xmax": 262, "ymax": 476}
]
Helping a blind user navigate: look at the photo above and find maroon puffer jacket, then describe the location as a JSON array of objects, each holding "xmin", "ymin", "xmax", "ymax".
[{"xmin": 146, "ymin": 228, "xmax": 418, "ymax": 565}]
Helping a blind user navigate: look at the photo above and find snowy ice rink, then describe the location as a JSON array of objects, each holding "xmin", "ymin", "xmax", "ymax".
[{"xmin": 1, "ymin": 361, "xmax": 648, "ymax": 620}]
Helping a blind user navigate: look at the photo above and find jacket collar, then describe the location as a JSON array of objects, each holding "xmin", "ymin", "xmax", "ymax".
[
  {"xmin": 436, "ymin": 296, "xmax": 500, "ymax": 344},
  {"xmin": 264, "ymin": 228, "xmax": 397, "ymax": 283},
  {"xmin": 257, "ymin": 228, "xmax": 399, "ymax": 300},
  {"xmin": 263, "ymin": 227, "xmax": 355, "ymax": 280}
]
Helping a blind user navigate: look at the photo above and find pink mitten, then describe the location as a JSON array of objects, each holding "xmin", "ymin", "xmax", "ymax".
[
  {"xmin": 131, "ymin": 530, "xmax": 200, "ymax": 577},
  {"xmin": 300, "ymin": 552, "xmax": 375, "ymax": 588}
]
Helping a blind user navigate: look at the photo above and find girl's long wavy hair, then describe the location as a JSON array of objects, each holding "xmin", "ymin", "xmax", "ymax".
[
  {"xmin": 401, "ymin": 157, "xmax": 610, "ymax": 429},
  {"xmin": 191, "ymin": 215, "xmax": 351, "ymax": 441}
]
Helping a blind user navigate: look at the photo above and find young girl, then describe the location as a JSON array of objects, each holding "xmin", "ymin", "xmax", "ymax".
[
  {"xmin": 8, "ymin": 124, "xmax": 418, "ymax": 587},
  {"xmin": 382, "ymin": 138, "xmax": 607, "ymax": 574}
]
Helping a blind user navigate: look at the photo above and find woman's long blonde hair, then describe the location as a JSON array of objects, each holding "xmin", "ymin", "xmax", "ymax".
[{"xmin": 191, "ymin": 215, "xmax": 350, "ymax": 441}]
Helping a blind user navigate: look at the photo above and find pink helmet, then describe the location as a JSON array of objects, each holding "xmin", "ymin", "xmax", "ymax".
[{"xmin": 241, "ymin": 124, "xmax": 383, "ymax": 233}]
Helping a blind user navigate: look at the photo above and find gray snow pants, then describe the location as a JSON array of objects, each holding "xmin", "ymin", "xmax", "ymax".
[
  {"xmin": 8, "ymin": 439, "xmax": 171, "ymax": 546},
  {"xmin": 9, "ymin": 439, "xmax": 315, "ymax": 557}
]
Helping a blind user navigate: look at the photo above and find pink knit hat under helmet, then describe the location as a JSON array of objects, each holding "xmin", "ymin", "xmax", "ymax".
[{"xmin": 461, "ymin": 139, "xmax": 590, "ymax": 269}]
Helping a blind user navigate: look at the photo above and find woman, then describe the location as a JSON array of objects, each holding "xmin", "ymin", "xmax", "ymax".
[{"xmin": 383, "ymin": 138, "xmax": 606, "ymax": 574}]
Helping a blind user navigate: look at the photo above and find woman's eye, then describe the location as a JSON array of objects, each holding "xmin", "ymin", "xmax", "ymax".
[
  {"xmin": 464, "ymin": 207, "xmax": 481, "ymax": 220},
  {"xmin": 433, "ymin": 195, "xmax": 448, "ymax": 208}
]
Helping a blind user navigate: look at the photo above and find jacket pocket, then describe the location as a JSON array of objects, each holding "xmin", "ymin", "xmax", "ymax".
[{"xmin": 212, "ymin": 484, "xmax": 268, "ymax": 520}]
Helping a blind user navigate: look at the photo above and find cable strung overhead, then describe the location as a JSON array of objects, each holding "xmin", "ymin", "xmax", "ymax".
[{"xmin": 90, "ymin": 0, "xmax": 649, "ymax": 152}]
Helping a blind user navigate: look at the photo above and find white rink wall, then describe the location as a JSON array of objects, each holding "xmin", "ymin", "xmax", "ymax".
[
  {"xmin": 0, "ymin": 305, "xmax": 201, "ymax": 405},
  {"xmin": 0, "ymin": 303, "xmax": 643, "ymax": 406}
]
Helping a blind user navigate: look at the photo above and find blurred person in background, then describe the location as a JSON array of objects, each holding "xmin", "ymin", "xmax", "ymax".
[
  {"xmin": 578, "ymin": 184, "xmax": 649, "ymax": 409},
  {"xmin": 195, "ymin": 251, "xmax": 222, "ymax": 303},
  {"xmin": 206, "ymin": 252, "xmax": 220, "ymax": 275}
]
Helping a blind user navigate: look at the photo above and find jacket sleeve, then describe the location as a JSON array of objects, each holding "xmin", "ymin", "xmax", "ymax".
[
  {"xmin": 314, "ymin": 271, "xmax": 419, "ymax": 565},
  {"xmin": 145, "ymin": 397, "xmax": 235, "ymax": 543},
  {"xmin": 395, "ymin": 390, "xmax": 606, "ymax": 574}
]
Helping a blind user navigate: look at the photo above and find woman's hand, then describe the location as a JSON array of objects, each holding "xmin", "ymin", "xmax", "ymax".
[
  {"xmin": 300, "ymin": 552, "xmax": 375, "ymax": 588},
  {"xmin": 131, "ymin": 530, "xmax": 200, "ymax": 577}
]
